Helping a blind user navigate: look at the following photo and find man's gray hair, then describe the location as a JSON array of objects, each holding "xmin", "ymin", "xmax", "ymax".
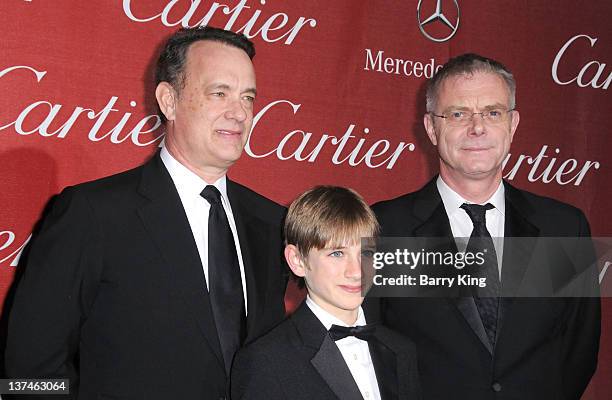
[{"xmin": 426, "ymin": 53, "xmax": 516, "ymax": 112}]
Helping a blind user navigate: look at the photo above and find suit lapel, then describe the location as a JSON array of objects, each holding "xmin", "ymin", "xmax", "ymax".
[
  {"xmin": 291, "ymin": 304, "xmax": 364, "ymax": 400},
  {"xmin": 226, "ymin": 180, "xmax": 272, "ymax": 341},
  {"xmin": 311, "ymin": 337, "xmax": 364, "ymax": 400},
  {"xmin": 497, "ymin": 183, "xmax": 540, "ymax": 338},
  {"xmin": 412, "ymin": 179, "xmax": 492, "ymax": 354},
  {"xmin": 136, "ymin": 154, "xmax": 224, "ymax": 369},
  {"xmin": 455, "ymin": 297, "xmax": 492, "ymax": 354},
  {"xmin": 413, "ymin": 178, "xmax": 455, "ymax": 239},
  {"xmin": 501, "ymin": 182, "xmax": 540, "ymax": 296},
  {"xmin": 369, "ymin": 337, "xmax": 398, "ymax": 400}
]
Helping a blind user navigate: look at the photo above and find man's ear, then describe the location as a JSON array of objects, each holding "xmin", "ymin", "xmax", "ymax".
[
  {"xmin": 424, "ymin": 113, "xmax": 438, "ymax": 146},
  {"xmin": 155, "ymin": 82, "xmax": 177, "ymax": 122},
  {"xmin": 285, "ymin": 245, "xmax": 307, "ymax": 278},
  {"xmin": 509, "ymin": 109, "xmax": 520, "ymax": 143}
]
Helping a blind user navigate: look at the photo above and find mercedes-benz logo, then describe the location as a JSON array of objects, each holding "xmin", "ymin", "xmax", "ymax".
[{"xmin": 417, "ymin": 0, "xmax": 460, "ymax": 43}]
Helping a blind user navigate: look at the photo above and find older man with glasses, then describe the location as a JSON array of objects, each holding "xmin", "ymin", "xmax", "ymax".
[{"xmin": 370, "ymin": 53, "xmax": 600, "ymax": 400}]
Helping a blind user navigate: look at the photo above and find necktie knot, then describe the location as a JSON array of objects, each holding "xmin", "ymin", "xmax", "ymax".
[
  {"xmin": 329, "ymin": 324, "xmax": 377, "ymax": 342},
  {"xmin": 200, "ymin": 185, "xmax": 222, "ymax": 206},
  {"xmin": 461, "ymin": 203, "xmax": 494, "ymax": 226}
]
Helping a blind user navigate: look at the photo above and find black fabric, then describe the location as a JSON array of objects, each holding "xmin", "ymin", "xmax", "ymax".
[
  {"xmin": 5, "ymin": 153, "xmax": 287, "ymax": 400},
  {"xmin": 201, "ymin": 185, "xmax": 246, "ymax": 374},
  {"xmin": 328, "ymin": 324, "xmax": 377, "ymax": 342},
  {"xmin": 231, "ymin": 302, "xmax": 422, "ymax": 400},
  {"xmin": 371, "ymin": 178, "xmax": 600, "ymax": 400},
  {"xmin": 460, "ymin": 203, "xmax": 500, "ymax": 347}
]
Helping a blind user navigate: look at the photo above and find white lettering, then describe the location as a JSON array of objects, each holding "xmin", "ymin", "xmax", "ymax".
[
  {"xmin": 247, "ymin": 100, "xmax": 415, "ymax": 169},
  {"xmin": 122, "ymin": 0, "xmax": 316, "ymax": 45},
  {"xmin": 552, "ymin": 34, "xmax": 611, "ymax": 90},
  {"xmin": 363, "ymin": 49, "xmax": 442, "ymax": 79},
  {"xmin": 0, "ymin": 231, "xmax": 31, "ymax": 267},
  {"xmin": 503, "ymin": 145, "xmax": 600, "ymax": 186},
  {"xmin": 364, "ymin": 49, "xmax": 383, "ymax": 71},
  {"xmin": 0, "ymin": 66, "xmax": 165, "ymax": 147},
  {"xmin": 601, "ymin": 261, "xmax": 610, "ymax": 284}
]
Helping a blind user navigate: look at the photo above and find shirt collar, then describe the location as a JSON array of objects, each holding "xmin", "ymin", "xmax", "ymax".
[
  {"xmin": 305, "ymin": 295, "xmax": 366, "ymax": 330},
  {"xmin": 437, "ymin": 176, "xmax": 505, "ymax": 217},
  {"xmin": 160, "ymin": 146, "xmax": 228, "ymax": 201}
]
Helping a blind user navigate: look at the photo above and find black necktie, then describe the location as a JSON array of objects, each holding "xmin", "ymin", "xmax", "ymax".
[
  {"xmin": 461, "ymin": 203, "xmax": 500, "ymax": 347},
  {"xmin": 329, "ymin": 324, "xmax": 377, "ymax": 342},
  {"xmin": 201, "ymin": 185, "xmax": 246, "ymax": 373}
]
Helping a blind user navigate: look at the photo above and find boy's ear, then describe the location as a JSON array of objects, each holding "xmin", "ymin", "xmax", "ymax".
[{"xmin": 285, "ymin": 245, "xmax": 306, "ymax": 277}]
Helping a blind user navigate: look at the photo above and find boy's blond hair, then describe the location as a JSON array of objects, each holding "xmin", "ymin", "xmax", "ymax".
[{"xmin": 284, "ymin": 186, "xmax": 379, "ymax": 286}]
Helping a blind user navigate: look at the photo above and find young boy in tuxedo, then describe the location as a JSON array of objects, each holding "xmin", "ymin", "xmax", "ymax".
[{"xmin": 231, "ymin": 186, "xmax": 421, "ymax": 400}]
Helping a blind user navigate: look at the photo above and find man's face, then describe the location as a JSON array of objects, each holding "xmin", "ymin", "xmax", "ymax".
[
  {"xmin": 424, "ymin": 71, "xmax": 520, "ymax": 184},
  {"xmin": 158, "ymin": 40, "xmax": 256, "ymax": 179},
  {"xmin": 289, "ymin": 242, "xmax": 374, "ymax": 324}
]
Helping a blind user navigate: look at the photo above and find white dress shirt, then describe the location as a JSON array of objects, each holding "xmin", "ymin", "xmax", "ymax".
[
  {"xmin": 306, "ymin": 296, "xmax": 381, "ymax": 400},
  {"xmin": 160, "ymin": 146, "xmax": 248, "ymax": 310},
  {"xmin": 437, "ymin": 176, "xmax": 505, "ymax": 277}
]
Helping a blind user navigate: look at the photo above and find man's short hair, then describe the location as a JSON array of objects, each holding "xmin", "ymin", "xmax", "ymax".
[
  {"xmin": 155, "ymin": 26, "xmax": 255, "ymax": 122},
  {"xmin": 426, "ymin": 53, "xmax": 516, "ymax": 112},
  {"xmin": 284, "ymin": 186, "xmax": 379, "ymax": 287}
]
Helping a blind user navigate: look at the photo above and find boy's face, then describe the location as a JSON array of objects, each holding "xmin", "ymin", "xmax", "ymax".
[{"xmin": 286, "ymin": 241, "xmax": 375, "ymax": 325}]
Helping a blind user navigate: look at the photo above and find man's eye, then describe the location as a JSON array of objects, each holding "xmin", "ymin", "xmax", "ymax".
[
  {"xmin": 488, "ymin": 110, "xmax": 501, "ymax": 118},
  {"xmin": 243, "ymin": 95, "xmax": 255, "ymax": 103},
  {"xmin": 449, "ymin": 111, "xmax": 465, "ymax": 119},
  {"xmin": 212, "ymin": 92, "xmax": 225, "ymax": 97}
]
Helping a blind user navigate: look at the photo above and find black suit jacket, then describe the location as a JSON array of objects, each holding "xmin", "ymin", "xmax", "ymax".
[
  {"xmin": 231, "ymin": 301, "xmax": 421, "ymax": 400},
  {"xmin": 5, "ymin": 153, "xmax": 287, "ymax": 400},
  {"xmin": 370, "ymin": 178, "xmax": 600, "ymax": 400}
]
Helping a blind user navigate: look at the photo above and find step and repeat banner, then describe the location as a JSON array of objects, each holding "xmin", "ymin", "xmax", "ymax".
[{"xmin": 0, "ymin": 1, "xmax": 610, "ymax": 398}]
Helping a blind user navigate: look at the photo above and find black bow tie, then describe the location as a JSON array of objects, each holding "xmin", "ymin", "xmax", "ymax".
[{"xmin": 328, "ymin": 324, "xmax": 377, "ymax": 342}]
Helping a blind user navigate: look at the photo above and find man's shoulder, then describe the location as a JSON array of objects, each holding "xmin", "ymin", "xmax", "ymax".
[
  {"xmin": 54, "ymin": 162, "xmax": 154, "ymax": 215},
  {"xmin": 240, "ymin": 316, "xmax": 297, "ymax": 356},
  {"xmin": 51, "ymin": 161, "xmax": 149, "ymax": 210},
  {"xmin": 372, "ymin": 191, "xmax": 420, "ymax": 214},
  {"xmin": 375, "ymin": 324, "xmax": 417, "ymax": 354},
  {"xmin": 372, "ymin": 179, "xmax": 436, "ymax": 215},
  {"xmin": 227, "ymin": 179, "xmax": 286, "ymax": 221},
  {"xmin": 506, "ymin": 183, "xmax": 588, "ymax": 224},
  {"xmin": 75, "ymin": 163, "xmax": 145, "ymax": 193}
]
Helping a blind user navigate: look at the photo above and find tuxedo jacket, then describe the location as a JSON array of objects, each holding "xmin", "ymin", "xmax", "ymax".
[
  {"xmin": 231, "ymin": 301, "xmax": 421, "ymax": 400},
  {"xmin": 6, "ymin": 153, "xmax": 287, "ymax": 400},
  {"xmin": 369, "ymin": 178, "xmax": 600, "ymax": 400}
]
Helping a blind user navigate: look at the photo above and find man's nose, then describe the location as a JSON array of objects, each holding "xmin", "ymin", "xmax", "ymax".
[
  {"xmin": 468, "ymin": 113, "xmax": 486, "ymax": 136},
  {"xmin": 225, "ymin": 98, "xmax": 248, "ymax": 122}
]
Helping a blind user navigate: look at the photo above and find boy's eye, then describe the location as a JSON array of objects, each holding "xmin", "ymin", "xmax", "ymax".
[
  {"xmin": 361, "ymin": 249, "xmax": 375, "ymax": 258},
  {"xmin": 329, "ymin": 250, "xmax": 343, "ymax": 257}
]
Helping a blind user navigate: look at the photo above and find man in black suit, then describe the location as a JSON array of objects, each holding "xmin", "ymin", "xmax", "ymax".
[
  {"xmin": 5, "ymin": 27, "xmax": 286, "ymax": 399},
  {"xmin": 232, "ymin": 186, "xmax": 421, "ymax": 400},
  {"xmin": 372, "ymin": 54, "xmax": 600, "ymax": 400}
]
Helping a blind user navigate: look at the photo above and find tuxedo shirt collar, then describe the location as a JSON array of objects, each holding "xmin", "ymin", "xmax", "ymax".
[
  {"xmin": 305, "ymin": 297, "xmax": 381, "ymax": 400},
  {"xmin": 305, "ymin": 295, "xmax": 367, "ymax": 330}
]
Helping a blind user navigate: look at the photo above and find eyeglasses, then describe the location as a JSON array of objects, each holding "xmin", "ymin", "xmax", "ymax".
[{"xmin": 431, "ymin": 108, "xmax": 515, "ymax": 126}]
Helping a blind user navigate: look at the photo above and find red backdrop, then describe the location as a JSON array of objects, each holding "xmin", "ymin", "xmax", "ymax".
[{"xmin": 1, "ymin": 1, "xmax": 610, "ymax": 398}]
